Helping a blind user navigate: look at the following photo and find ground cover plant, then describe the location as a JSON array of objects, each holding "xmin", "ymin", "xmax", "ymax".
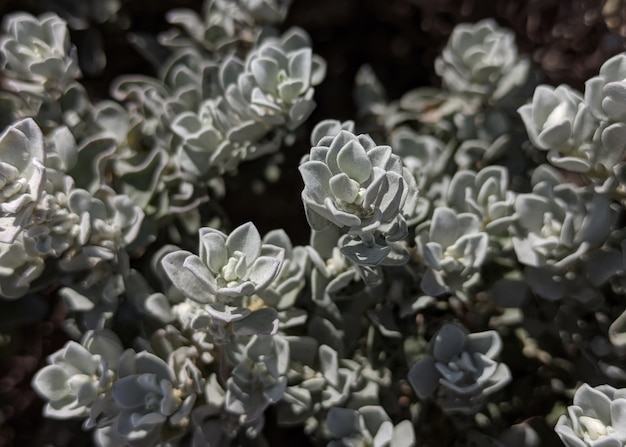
[{"xmin": 1, "ymin": 0, "xmax": 626, "ymax": 446}]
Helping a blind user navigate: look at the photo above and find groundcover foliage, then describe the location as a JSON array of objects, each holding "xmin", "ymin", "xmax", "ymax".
[{"xmin": 1, "ymin": 0, "xmax": 626, "ymax": 446}]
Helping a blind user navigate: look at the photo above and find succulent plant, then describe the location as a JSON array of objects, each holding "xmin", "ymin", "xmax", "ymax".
[
  {"xmin": 435, "ymin": 19, "xmax": 530, "ymax": 100},
  {"xmin": 245, "ymin": 28, "xmax": 325, "ymax": 127},
  {"xmin": 300, "ymin": 126, "xmax": 415, "ymax": 276},
  {"xmin": 408, "ymin": 323, "xmax": 511, "ymax": 414},
  {"xmin": 217, "ymin": 27, "xmax": 326, "ymax": 135},
  {"xmin": 392, "ymin": 128, "xmax": 452, "ymax": 191},
  {"xmin": 225, "ymin": 334, "xmax": 289, "ymax": 424},
  {"xmin": 518, "ymin": 53, "xmax": 626, "ymax": 196},
  {"xmin": 2, "ymin": 6, "xmax": 625, "ymax": 447},
  {"xmin": 0, "ymin": 118, "xmax": 46, "ymax": 244},
  {"xmin": 300, "ymin": 128, "xmax": 409, "ymax": 233},
  {"xmin": 57, "ymin": 186, "xmax": 144, "ymax": 271},
  {"xmin": 555, "ymin": 383, "xmax": 626, "ymax": 447},
  {"xmin": 255, "ymin": 229, "xmax": 309, "ymax": 309},
  {"xmin": 586, "ymin": 53, "xmax": 626, "ymax": 123},
  {"xmin": 446, "ymin": 166, "xmax": 516, "ymax": 235},
  {"xmin": 239, "ymin": 0, "xmax": 292, "ymax": 24},
  {"xmin": 518, "ymin": 85, "xmax": 598, "ymax": 170},
  {"xmin": 0, "ymin": 233, "xmax": 45, "ymax": 298},
  {"xmin": 162, "ymin": 222, "xmax": 283, "ymax": 304},
  {"xmin": 158, "ymin": 0, "xmax": 252, "ymax": 54},
  {"xmin": 103, "ymin": 350, "xmax": 196, "ymax": 445},
  {"xmin": 162, "ymin": 222, "xmax": 285, "ymax": 338},
  {"xmin": 326, "ymin": 406, "xmax": 415, "ymax": 447},
  {"xmin": 415, "ymin": 207, "xmax": 489, "ymax": 297},
  {"xmin": 0, "ymin": 12, "xmax": 80, "ymax": 97},
  {"xmin": 511, "ymin": 174, "xmax": 612, "ymax": 270},
  {"xmin": 31, "ymin": 329, "xmax": 124, "ymax": 419}
]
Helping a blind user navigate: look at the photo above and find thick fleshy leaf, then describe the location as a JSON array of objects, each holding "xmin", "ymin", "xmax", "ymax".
[
  {"xmin": 248, "ymin": 255, "xmax": 282, "ymax": 289},
  {"xmin": 319, "ymin": 197, "xmax": 362, "ymax": 227},
  {"xmin": 538, "ymin": 120, "xmax": 571, "ymax": 149},
  {"xmin": 289, "ymin": 48, "xmax": 312, "ymax": 89},
  {"xmin": 232, "ymin": 308, "xmax": 279, "ymax": 336},
  {"xmin": 310, "ymin": 120, "xmax": 354, "ymax": 146},
  {"xmin": 219, "ymin": 56, "xmax": 244, "ymax": 90},
  {"xmin": 279, "ymin": 79, "xmax": 305, "ymax": 102},
  {"xmin": 32, "ymin": 365, "xmax": 70, "ymax": 401},
  {"xmin": 311, "ymin": 54, "xmax": 327, "ymax": 85},
  {"xmin": 433, "ymin": 324, "xmax": 467, "ymax": 362},
  {"xmin": 391, "ymin": 420, "xmax": 416, "ymax": 447},
  {"xmin": 429, "ymin": 207, "xmax": 459, "ymax": 247},
  {"xmin": 134, "ymin": 352, "xmax": 174, "ymax": 383},
  {"xmin": 300, "ymin": 160, "xmax": 332, "ymax": 203},
  {"xmin": 204, "ymin": 303, "xmax": 250, "ymax": 323},
  {"xmin": 611, "ymin": 399, "xmax": 626, "ymax": 438},
  {"xmin": 515, "ymin": 194, "xmax": 548, "ymax": 232},
  {"xmin": 467, "ymin": 330, "xmax": 502, "ymax": 359},
  {"xmin": 226, "ymin": 222, "xmax": 262, "ymax": 261},
  {"xmin": 407, "ymin": 356, "xmax": 439, "ymax": 399},
  {"xmin": 573, "ymin": 384, "xmax": 612, "ymax": 423},
  {"xmin": 251, "ymin": 57, "xmax": 280, "ymax": 92},
  {"xmin": 602, "ymin": 81, "xmax": 626, "ymax": 122},
  {"xmin": 326, "ymin": 407, "xmax": 361, "ymax": 438},
  {"xmin": 199, "ymin": 230, "xmax": 227, "ymax": 273},
  {"xmin": 340, "ymin": 239, "xmax": 391, "ymax": 267},
  {"xmin": 329, "ymin": 173, "xmax": 360, "ymax": 203},
  {"xmin": 319, "ymin": 344, "xmax": 339, "ymax": 388},
  {"xmin": 112, "ymin": 375, "xmax": 154, "ymax": 408},
  {"xmin": 336, "ymin": 140, "xmax": 372, "ymax": 183},
  {"xmin": 609, "ymin": 309, "xmax": 626, "ymax": 348},
  {"xmin": 63, "ymin": 342, "xmax": 99, "ymax": 374},
  {"xmin": 162, "ymin": 251, "xmax": 214, "ymax": 303},
  {"xmin": 144, "ymin": 293, "xmax": 175, "ymax": 323}
]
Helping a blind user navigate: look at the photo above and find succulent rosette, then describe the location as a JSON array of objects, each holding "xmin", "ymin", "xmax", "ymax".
[
  {"xmin": 31, "ymin": 330, "xmax": 124, "ymax": 419},
  {"xmin": 299, "ymin": 129, "xmax": 411, "ymax": 237},
  {"xmin": 556, "ymin": 384, "xmax": 626, "ymax": 447},
  {"xmin": 162, "ymin": 222, "xmax": 284, "ymax": 303},
  {"xmin": 512, "ymin": 178, "xmax": 612, "ymax": 270},
  {"xmin": 408, "ymin": 323, "xmax": 511, "ymax": 414},
  {"xmin": 415, "ymin": 207, "xmax": 489, "ymax": 296},
  {"xmin": 446, "ymin": 166, "xmax": 516, "ymax": 235},
  {"xmin": 435, "ymin": 19, "xmax": 530, "ymax": 100},
  {"xmin": 0, "ymin": 12, "xmax": 80, "ymax": 95}
]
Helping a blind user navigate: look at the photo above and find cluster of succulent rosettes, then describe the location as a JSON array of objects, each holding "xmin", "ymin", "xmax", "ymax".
[
  {"xmin": 299, "ymin": 120, "xmax": 417, "ymax": 279},
  {"xmin": 414, "ymin": 207, "xmax": 489, "ymax": 298},
  {"xmin": 519, "ymin": 53, "xmax": 626, "ymax": 196},
  {"xmin": 0, "ymin": 120, "xmax": 145, "ymax": 301},
  {"xmin": 96, "ymin": 351, "xmax": 196, "ymax": 445},
  {"xmin": 555, "ymin": 384, "xmax": 626, "ymax": 447},
  {"xmin": 161, "ymin": 222, "xmax": 286, "ymax": 340},
  {"xmin": 33, "ymin": 328, "xmax": 200, "ymax": 447},
  {"xmin": 435, "ymin": 19, "xmax": 530, "ymax": 101},
  {"xmin": 167, "ymin": 29, "xmax": 320, "ymax": 176},
  {"xmin": 110, "ymin": 25, "xmax": 325, "ymax": 218},
  {"xmin": 408, "ymin": 323, "xmax": 511, "ymax": 415},
  {"xmin": 326, "ymin": 406, "xmax": 415, "ymax": 447},
  {"xmin": 159, "ymin": 0, "xmax": 292, "ymax": 56},
  {"xmin": 0, "ymin": 12, "xmax": 80, "ymax": 99}
]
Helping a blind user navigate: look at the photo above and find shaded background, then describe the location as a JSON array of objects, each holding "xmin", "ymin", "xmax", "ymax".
[{"xmin": 0, "ymin": 0, "xmax": 624, "ymax": 445}]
